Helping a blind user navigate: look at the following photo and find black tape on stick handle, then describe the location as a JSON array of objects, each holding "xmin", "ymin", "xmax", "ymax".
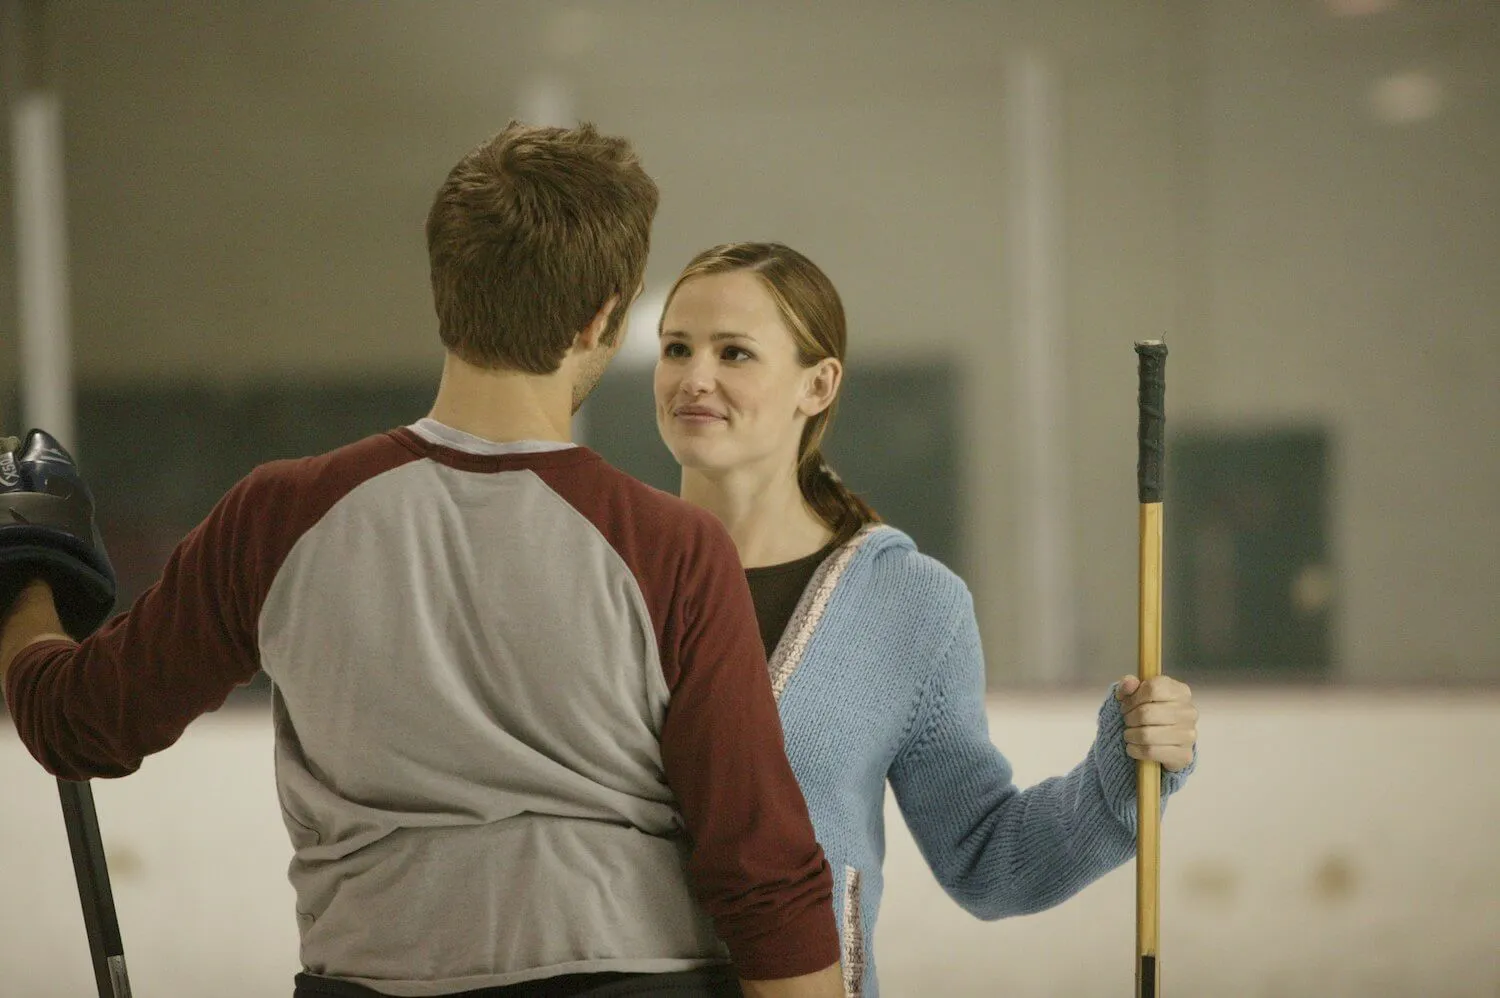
[{"xmin": 1135, "ymin": 341, "xmax": 1168, "ymax": 504}]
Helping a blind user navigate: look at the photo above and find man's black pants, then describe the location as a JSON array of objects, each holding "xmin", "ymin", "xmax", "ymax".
[{"xmin": 293, "ymin": 966, "xmax": 743, "ymax": 998}]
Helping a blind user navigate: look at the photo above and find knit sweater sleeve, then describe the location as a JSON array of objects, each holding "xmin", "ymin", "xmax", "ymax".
[{"xmin": 887, "ymin": 586, "xmax": 1194, "ymax": 921}]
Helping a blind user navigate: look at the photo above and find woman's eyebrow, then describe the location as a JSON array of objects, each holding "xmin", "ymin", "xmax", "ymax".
[{"xmin": 659, "ymin": 329, "xmax": 757, "ymax": 341}]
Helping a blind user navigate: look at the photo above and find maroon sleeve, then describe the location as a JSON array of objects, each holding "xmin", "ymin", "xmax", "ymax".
[
  {"xmin": 3, "ymin": 434, "xmax": 414, "ymax": 782},
  {"xmin": 657, "ymin": 516, "xmax": 839, "ymax": 980},
  {"xmin": 4, "ymin": 471, "xmax": 267, "ymax": 780}
]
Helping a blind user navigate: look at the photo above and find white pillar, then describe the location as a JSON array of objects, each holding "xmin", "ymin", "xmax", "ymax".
[
  {"xmin": 517, "ymin": 75, "xmax": 575, "ymax": 130},
  {"xmin": 1006, "ymin": 51, "xmax": 1077, "ymax": 684},
  {"xmin": 11, "ymin": 89, "xmax": 75, "ymax": 450}
]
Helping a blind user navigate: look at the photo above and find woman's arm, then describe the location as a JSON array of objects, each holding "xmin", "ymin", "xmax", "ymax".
[{"xmin": 887, "ymin": 595, "xmax": 1194, "ymax": 921}]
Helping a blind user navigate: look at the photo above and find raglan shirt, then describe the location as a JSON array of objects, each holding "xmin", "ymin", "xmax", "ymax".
[{"xmin": 3, "ymin": 424, "xmax": 838, "ymax": 995}]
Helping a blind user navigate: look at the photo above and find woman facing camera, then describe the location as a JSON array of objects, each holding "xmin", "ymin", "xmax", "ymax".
[{"xmin": 652, "ymin": 243, "xmax": 1198, "ymax": 997}]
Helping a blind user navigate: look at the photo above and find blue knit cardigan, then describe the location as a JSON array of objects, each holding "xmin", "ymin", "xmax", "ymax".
[{"xmin": 768, "ymin": 525, "xmax": 1195, "ymax": 997}]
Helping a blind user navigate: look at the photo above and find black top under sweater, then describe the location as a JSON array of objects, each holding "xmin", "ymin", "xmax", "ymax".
[{"xmin": 744, "ymin": 538, "xmax": 842, "ymax": 657}]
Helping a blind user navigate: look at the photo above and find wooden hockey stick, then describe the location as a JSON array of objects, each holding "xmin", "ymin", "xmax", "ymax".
[{"xmin": 1133, "ymin": 340, "xmax": 1168, "ymax": 998}]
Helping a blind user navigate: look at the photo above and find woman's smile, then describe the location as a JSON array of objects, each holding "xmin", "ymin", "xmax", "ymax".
[{"xmin": 671, "ymin": 402, "xmax": 728, "ymax": 426}]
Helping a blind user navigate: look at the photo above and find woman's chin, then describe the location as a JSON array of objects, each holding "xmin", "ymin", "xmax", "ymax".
[{"xmin": 666, "ymin": 439, "xmax": 734, "ymax": 475}]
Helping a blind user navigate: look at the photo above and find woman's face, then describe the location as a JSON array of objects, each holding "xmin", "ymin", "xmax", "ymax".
[{"xmin": 654, "ymin": 270, "xmax": 836, "ymax": 477}]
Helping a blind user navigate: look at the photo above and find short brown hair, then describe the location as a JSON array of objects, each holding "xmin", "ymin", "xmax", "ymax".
[
  {"xmin": 663, "ymin": 243, "xmax": 881, "ymax": 544},
  {"xmin": 426, "ymin": 121, "xmax": 659, "ymax": 373}
]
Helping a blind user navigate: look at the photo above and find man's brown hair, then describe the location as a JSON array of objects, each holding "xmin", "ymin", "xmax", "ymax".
[{"xmin": 426, "ymin": 121, "xmax": 659, "ymax": 374}]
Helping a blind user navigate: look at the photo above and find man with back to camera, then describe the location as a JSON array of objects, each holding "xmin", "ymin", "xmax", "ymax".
[{"xmin": 0, "ymin": 122, "xmax": 845, "ymax": 998}]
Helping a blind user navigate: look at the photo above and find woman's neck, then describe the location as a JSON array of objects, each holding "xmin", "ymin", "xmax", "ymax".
[{"xmin": 681, "ymin": 460, "xmax": 834, "ymax": 568}]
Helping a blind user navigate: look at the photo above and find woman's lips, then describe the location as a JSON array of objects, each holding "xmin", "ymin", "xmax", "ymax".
[{"xmin": 673, "ymin": 405, "xmax": 725, "ymax": 424}]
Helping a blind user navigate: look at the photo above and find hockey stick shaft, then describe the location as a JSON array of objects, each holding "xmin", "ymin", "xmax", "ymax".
[
  {"xmin": 1134, "ymin": 340, "xmax": 1167, "ymax": 998},
  {"xmin": 57, "ymin": 778, "xmax": 132, "ymax": 997}
]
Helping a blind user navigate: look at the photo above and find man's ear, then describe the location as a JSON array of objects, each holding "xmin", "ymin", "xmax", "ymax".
[
  {"xmin": 574, "ymin": 294, "xmax": 621, "ymax": 352},
  {"xmin": 799, "ymin": 358, "xmax": 843, "ymax": 417}
]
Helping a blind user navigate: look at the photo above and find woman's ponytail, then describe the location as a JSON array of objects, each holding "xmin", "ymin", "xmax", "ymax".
[{"xmin": 797, "ymin": 439, "xmax": 880, "ymax": 545}]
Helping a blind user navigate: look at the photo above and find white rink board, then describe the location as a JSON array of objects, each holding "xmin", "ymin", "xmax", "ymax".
[{"xmin": 2, "ymin": 689, "xmax": 1496, "ymax": 997}]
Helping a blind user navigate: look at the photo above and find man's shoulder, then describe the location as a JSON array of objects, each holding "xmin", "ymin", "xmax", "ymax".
[
  {"xmin": 548, "ymin": 459, "xmax": 741, "ymax": 591},
  {"xmin": 224, "ymin": 431, "xmax": 417, "ymax": 516},
  {"xmin": 567, "ymin": 457, "xmax": 731, "ymax": 541}
]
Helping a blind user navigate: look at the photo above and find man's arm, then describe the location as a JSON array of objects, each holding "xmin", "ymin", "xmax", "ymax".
[
  {"xmin": 0, "ymin": 580, "xmax": 72, "ymax": 684},
  {"xmin": 4, "ymin": 469, "xmax": 272, "ymax": 781},
  {"xmin": 659, "ymin": 518, "xmax": 842, "ymax": 992}
]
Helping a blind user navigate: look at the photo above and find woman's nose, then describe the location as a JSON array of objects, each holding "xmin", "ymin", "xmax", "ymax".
[{"xmin": 679, "ymin": 356, "xmax": 715, "ymax": 396}]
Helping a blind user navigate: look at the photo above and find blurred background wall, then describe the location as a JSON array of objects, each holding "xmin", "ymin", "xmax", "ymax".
[{"xmin": 1, "ymin": 1, "xmax": 1496, "ymax": 995}]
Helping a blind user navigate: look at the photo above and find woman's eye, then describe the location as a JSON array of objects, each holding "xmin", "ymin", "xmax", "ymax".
[
  {"xmin": 723, "ymin": 346, "xmax": 753, "ymax": 362},
  {"xmin": 662, "ymin": 342, "xmax": 689, "ymax": 359}
]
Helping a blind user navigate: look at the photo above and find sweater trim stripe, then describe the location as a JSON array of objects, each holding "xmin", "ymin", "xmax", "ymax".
[
  {"xmin": 841, "ymin": 866, "xmax": 866, "ymax": 998},
  {"xmin": 768, "ymin": 524, "xmax": 882, "ymax": 702}
]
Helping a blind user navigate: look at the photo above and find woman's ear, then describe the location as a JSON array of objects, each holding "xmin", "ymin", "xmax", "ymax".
[{"xmin": 799, "ymin": 358, "xmax": 843, "ymax": 417}]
